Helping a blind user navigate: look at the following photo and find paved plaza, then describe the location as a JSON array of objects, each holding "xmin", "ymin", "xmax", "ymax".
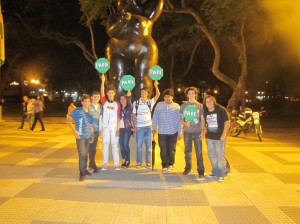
[{"xmin": 0, "ymin": 119, "xmax": 299, "ymax": 224}]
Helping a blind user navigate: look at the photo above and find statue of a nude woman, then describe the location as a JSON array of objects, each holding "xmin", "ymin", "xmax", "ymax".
[{"xmin": 106, "ymin": 0, "xmax": 164, "ymax": 98}]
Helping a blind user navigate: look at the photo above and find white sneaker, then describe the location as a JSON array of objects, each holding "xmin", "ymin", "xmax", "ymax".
[
  {"xmin": 102, "ymin": 165, "xmax": 108, "ymax": 171},
  {"xmin": 218, "ymin": 176, "xmax": 225, "ymax": 182},
  {"xmin": 115, "ymin": 166, "xmax": 120, "ymax": 171}
]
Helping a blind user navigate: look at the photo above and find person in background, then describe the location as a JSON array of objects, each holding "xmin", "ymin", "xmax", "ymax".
[
  {"xmin": 132, "ymin": 80, "xmax": 160, "ymax": 167},
  {"xmin": 18, "ymin": 95, "xmax": 29, "ymax": 129},
  {"xmin": 67, "ymin": 94, "xmax": 94, "ymax": 181},
  {"xmin": 119, "ymin": 91, "xmax": 133, "ymax": 169},
  {"xmin": 203, "ymin": 95, "xmax": 230, "ymax": 182},
  {"xmin": 31, "ymin": 95, "xmax": 45, "ymax": 131},
  {"xmin": 180, "ymin": 87, "xmax": 205, "ymax": 179},
  {"xmin": 100, "ymin": 74, "xmax": 121, "ymax": 170},
  {"xmin": 27, "ymin": 98, "xmax": 35, "ymax": 129},
  {"xmin": 152, "ymin": 89, "xmax": 182, "ymax": 173},
  {"xmin": 88, "ymin": 91, "xmax": 102, "ymax": 173}
]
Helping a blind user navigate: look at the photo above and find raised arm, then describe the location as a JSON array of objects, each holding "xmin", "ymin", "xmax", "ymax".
[
  {"xmin": 153, "ymin": 80, "xmax": 160, "ymax": 102},
  {"xmin": 100, "ymin": 74, "xmax": 105, "ymax": 98}
]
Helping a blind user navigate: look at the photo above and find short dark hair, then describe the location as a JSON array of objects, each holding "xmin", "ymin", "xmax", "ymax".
[
  {"xmin": 184, "ymin": 87, "xmax": 198, "ymax": 96},
  {"xmin": 81, "ymin": 94, "xmax": 91, "ymax": 102},
  {"xmin": 106, "ymin": 85, "xmax": 116, "ymax": 93},
  {"xmin": 91, "ymin": 91, "xmax": 100, "ymax": 96}
]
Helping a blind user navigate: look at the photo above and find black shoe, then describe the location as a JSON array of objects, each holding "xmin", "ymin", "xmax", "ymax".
[
  {"xmin": 41, "ymin": 129, "xmax": 45, "ymax": 131},
  {"xmin": 18, "ymin": 127, "xmax": 23, "ymax": 129},
  {"xmin": 125, "ymin": 161, "xmax": 130, "ymax": 168},
  {"xmin": 198, "ymin": 174, "xmax": 205, "ymax": 180},
  {"xmin": 121, "ymin": 161, "xmax": 126, "ymax": 168},
  {"xmin": 183, "ymin": 170, "xmax": 190, "ymax": 175}
]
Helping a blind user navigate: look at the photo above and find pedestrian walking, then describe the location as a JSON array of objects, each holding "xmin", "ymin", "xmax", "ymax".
[
  {"xmin": 30, "ymin": 95, "xmax": 45, "ymax": 131},
  {"xmin": 203, "ymin": 95, "xmax": 230, "ymax": 182},
  {"xmin": 180, "ymin": 87, "xmax": 205, "ymax": 179},
  {"xmin": 100, "ymin": 75, "xmax": 121, "ymax": 170},
  {"xmin": 27, "ymin": 98, "xmax": 35, "ymax": 128},
  {"xmin": 152, "ymin": 89, "xmax": 182, "ymax": 173},
  {"xmin": 132, "ymin": 80, "xmax": 160, "ymax": 167},
  {"xmin": 18, "ymin": 95, "xmax": 29, "ymax": 129},
  {"xmin": 67, "ymin": 94, "xmax": 94, "ymax": 181}
]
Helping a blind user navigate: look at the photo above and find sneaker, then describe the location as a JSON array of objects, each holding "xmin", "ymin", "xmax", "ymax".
[
  {"xmin": 115, "ymin": 166, "xmax": 120, "ymax": 171},
  {"xmin": 167, "ymin": 166, "xmax": 173, "ymax": 172},
  {"xmin": 183, "ymin": 170, "xmax": 190, "ymax": 175},
  {"xmin": 102, "ymin": 165, "xmax": 108, "ymax": 171},
  {"xmin": 162, "ymin": 168, "xmax": 168, "ymax": 173},
  {"xmin": 85, "ymin": 169, "xmax": 93, "ymax": 176},
  {"xmin": 207, "ymin": 173, "xmax": 216, "ymax": 178},
  {"xmin": 18, "ymin": 127, "xmax": 23, "ymax": 129},
  {"xmin": 136, "ymin": 163, "xmax": 142, "ymax": 168},
  {"xmin": 79, "ymin": 175, "xmax": 85, "ymax": 181},
  {"xmin": 218, "ymin": 176, "xmax": 225, "ymax": 182},
  {"xmin": 146, "ymin": 163, "xmax": 151, "ymax": 167},
  {"xmin": 91, "ymin": 167, "xmax": 99, "ymax": 173},
  {"xmin": 198, "ymin": 174, "xmax": 205, "ymax": 180}
]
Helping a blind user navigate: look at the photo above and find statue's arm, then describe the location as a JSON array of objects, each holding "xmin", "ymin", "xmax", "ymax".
[
  {"xmin": 144, "ymin": 0, "xmax": 164, "ymax": 21},
  {"xmin": 106, "ymin": 11, "xmax": 131, "ymax": 38}
]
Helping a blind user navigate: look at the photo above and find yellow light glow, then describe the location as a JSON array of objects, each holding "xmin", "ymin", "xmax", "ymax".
[{"xmin": 261, "ymin": 0, "xmax": 300, "ymax": 60}]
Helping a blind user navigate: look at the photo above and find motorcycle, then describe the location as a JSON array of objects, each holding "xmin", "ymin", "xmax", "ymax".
[{"xmin": 229, "ymin": 107, "xmax": 266, "ymax": 141}]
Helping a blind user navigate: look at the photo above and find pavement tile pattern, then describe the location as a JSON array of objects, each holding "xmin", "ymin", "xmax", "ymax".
[{"xmin": 0, "ymin": 121, "xmax": 299, "ymax": 224}]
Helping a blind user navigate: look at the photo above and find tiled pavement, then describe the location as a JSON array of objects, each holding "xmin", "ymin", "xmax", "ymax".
[{"xmin": 0, "ymin": 120, "xmax": 299, "ymax": 224}]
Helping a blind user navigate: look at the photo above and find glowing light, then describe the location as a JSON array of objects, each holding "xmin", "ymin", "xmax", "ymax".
[{"xmin": 261, "ymin": 0, "xmax": 300, "ymax": 59}]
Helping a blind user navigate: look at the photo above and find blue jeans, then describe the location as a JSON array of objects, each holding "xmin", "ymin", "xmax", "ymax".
[
  {"xmin": 76, "ymin": 138, "xmax": 90, "ymax": 175},
  {"xmin": 136, "ymin": 126, "xmax": 151, "ymax": 164},
  {"xmin": 119, "ymin": 129, "xmax": 131, "ymax": 162},
  {"xmin": 183, "ymin": 132, "xmax": 204, "ymax": 174},
  {"xmin": 88, "ymin": 131, "xmax": 99, "ymax": 169},
  {"xmin": 206, "ymin": 139, "xmax": 226, "ymax": 177}
]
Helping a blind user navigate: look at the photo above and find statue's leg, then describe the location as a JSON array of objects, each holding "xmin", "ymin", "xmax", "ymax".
[
  {"xmin": 108, "ymin": 55, "xmax": 132, "ymax": 96},
  {"xmin": 134, "ymin": 53, "xmax": 158, "ymax": 98}
]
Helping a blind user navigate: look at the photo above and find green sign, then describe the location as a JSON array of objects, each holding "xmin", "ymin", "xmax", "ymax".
[
  {"xmin": 119, "ymin": 75, "xmax": 135, "ymax": 91},
  {"xmin": 149, "ymin": 65, "xmax": 163, "ymax": 80},
  {"xmin": 95, "ymin": 58, "xmax": 110, "ymax": 73},
  {"xmin": 183, "ymin": 105, "xmax": 198, "ymax": 122}
]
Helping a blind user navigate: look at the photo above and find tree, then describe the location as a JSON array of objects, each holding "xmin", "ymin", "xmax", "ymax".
[{"xmin": 164, "ymin": 0, "xmax": 266, "ymax": 109}]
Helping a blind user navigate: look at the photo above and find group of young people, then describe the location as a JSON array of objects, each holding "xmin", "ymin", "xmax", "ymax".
[
  {"xmin": 18, "ymin": 95, "xmax": 46, "ymax": 131},
  {"xmin": 67, "ymin": 75, "xmax": 230, "ymax": 182}
]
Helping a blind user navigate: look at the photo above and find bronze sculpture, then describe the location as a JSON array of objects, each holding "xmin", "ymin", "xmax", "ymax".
[{"xmin": 106, "ymin": 0, "xmax": 164, "ymax": 98}]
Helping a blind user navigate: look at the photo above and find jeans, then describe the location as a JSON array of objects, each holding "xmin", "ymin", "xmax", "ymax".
[
  {"xmin": 31, "ymin": 111, "xmax": 45, "ymax": 131},
  {"xmin": 19, "ymin": 113, "xmax": 27, "ymax": 128},
  {"xmin": 183, "ymin": 132, "xmax": 204, "ymax": 174},
  {"xmin": 136, "ymin": 126, "xmax": 151, "ymax": 164},
  {"xmin": 206, "ymin": 139, "xmax": 226, "ymax": 177},
  {"xmin": 119, "ymin": 129, "xmax": 131, "ymax": 162},
  {"xmin": 76, "ymin": 138, "xmax": 90, "ymax": 176},
  {"xmin": 88, "ymin": 131, "xmax": 99, "ymax": 169},
  {"xmin": 158, "ymin": 133, "xmax": 178, "ymax": 168},
  {"xmin": 102, "ymin": 127, "xmax": 119, "ymax": 166}
]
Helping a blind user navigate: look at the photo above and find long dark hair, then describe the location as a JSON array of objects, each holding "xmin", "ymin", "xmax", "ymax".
[{"xmin": 203, "ymin": 95, "xmax": 217, "ymax": 111}]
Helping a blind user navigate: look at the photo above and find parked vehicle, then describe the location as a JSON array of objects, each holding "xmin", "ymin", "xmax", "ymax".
[{"xmin": 229, "ymin": 107, "xmax": 266, "ymax": 141}]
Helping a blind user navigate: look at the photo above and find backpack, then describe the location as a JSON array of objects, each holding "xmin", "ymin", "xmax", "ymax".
[{"xmin": 134, "ymin": 99, "xmax": 152, "ymax": 116}]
